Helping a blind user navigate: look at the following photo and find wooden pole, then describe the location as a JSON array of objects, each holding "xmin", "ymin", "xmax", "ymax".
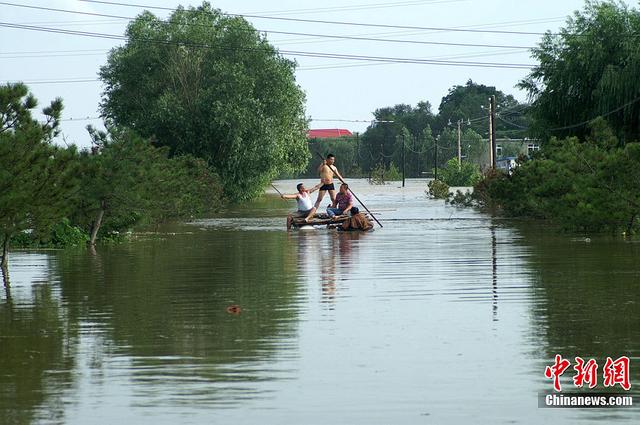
[
  {"xmin": 457, "ymin": 120, "xmax": 462, "ymax": 170},
  {"xmin": 490, "ymin": 95, "xmax": 497, "ymax": 170},
  {"xmin": 402, "ymin": 134, "xmax": 406, "ymax": 188},
  {"xmin": 270, "ymin": 183, "xmax": 284, "ymax": 197},
  {"xmin": 434, "ymin": 136, "xmax": 439, "ymax": 180}
]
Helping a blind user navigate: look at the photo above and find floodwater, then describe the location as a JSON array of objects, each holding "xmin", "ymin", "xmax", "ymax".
[{"xmin": 1, "ymin": 179, "xmax": 639, "ymax": 424}]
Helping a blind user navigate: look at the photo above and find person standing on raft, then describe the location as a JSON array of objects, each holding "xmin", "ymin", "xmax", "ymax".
[{"xmin": 314, "ymin": 153, "xmax": 345, "ymax": 211}]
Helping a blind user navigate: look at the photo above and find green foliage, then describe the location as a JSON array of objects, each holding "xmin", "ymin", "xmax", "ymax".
[
  {"xmin": 438, "ymin": 158, "xmax": 482, "ymax": 186},
  {"xmin": 99, "ymin": 2, "xmax": 309, "ymax": 200},
  {"xmin": 301, "ymin": 137, "xmax": 363, "ymax": 178},
  {"xmin": 12, "ymin": 218, "xmax": 90, "ymax": 249},
  {"xmin": 437, "ymin": 79, "xmax": 530, "ymax": 139},
  {"xmin": 475, "ymin": 120, "xmax": 640, "ymax": 233},
  {"xmin": 368, "ymin": 162, "xmax": 401, "ymax": 184},
  {"xmin": 0, "ymin": 83, "xmax": 79, "ymax": 265},
  {"xmin": 354, "ymin": 82, "xmax": 527, "ymax": 178},
  {"xmin": 447, "ymin": 190, "xmax": 475, "ymax": 207},
  {"xmin": 520, "ymin": 1, "xmax": 640, "ymax": 142},
  {"xmin": 75, "ymin": 126, "xmax": 224, "ymax": 243},
  {"xmin": 50, "ymin": 219, "xmax": 89, "ymax": 247},
  {"xmin": 427, "ymin": 179, "xmax": 450, "ymax": 199},
  {"xmin": 359, "ymin": 103, "xmax": 436, "ymax": 176}
]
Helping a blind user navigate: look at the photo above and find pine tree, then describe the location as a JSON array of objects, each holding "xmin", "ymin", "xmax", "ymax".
[{"xmin": 0, "ymin": 83, "xmax": 79, "ymax": 271}]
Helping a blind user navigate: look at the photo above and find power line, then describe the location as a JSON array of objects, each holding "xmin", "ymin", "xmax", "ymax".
[
  {"xmin": 1, "ymin": 47, "xmax": 525, "ymax": 63},
  {"xmin": 0, "ymin": 2, "xmax": 535, "ymax": 50},
  {"xmin": 246, "ymin": 0, "xmax": 467, "ymax": 16},
  {"xmin": 0, "ymin": 22, "xmax": 534, "ymax": 69},
  {"xmin": 77, "ymin": 0, "xmax": 551, "ymax": 36},
  {"xmin": 0, "ymin": 48, "xmax": 107, "ymax": 55},
  {"xmin": 496, "ymin": 115, "xmax": 528, "ymax": 129},
  {"xmin": 298, "ymin": 48, "xmax": 527, "ymax": 70},
  {"xmin": 0, "ymin": 52, "xmax": 108, "ymax": 59},
  {"xmin": 60, "ymin": 116, "xmax": 102, "ymax": 121},
  {"xmin": 3, "ymin": 78, "xmax": 101, "ymax": 84},
  {"xmin": 548, "ymin": 96, "xmax": 640, "ymax": 131},
  {"xmin": 310, "ymin": 119, "xmax": 378, "ymax": 123}
]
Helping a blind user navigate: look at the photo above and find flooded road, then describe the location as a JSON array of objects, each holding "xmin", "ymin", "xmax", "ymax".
[{"xmin": 1, "ymin": 179, "xmax": 639, "ymax": 424}]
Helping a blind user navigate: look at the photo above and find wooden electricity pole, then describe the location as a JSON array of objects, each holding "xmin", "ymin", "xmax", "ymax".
[{"xmin": 490, "ymin": 95, "xmax": 497, "ymax": 169}]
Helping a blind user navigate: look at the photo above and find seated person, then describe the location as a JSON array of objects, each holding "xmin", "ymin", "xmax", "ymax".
[
  {"xmin": 326, "ymin": 183, "xmax": 353, "ymax": 218},
  {"xmin": 340, "ymin": 207, "xmax": 373, "ymax": 231},
  {"xmin": 281, "ymin": 182, "xmax": 322, "ymax": 229}
]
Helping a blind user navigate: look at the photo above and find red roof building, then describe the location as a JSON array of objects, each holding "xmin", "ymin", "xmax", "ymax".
[{"xmin": 307, "ymin": 128, "xmax": 353, "ymax": 138}]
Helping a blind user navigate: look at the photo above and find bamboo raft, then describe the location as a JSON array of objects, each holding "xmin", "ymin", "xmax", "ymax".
[{"xmin": 291, "ymin": 213, "xmax": 371, "ymax": 229}]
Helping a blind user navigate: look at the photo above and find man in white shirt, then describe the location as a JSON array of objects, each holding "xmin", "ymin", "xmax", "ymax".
[{"xmin": 281, "ymin": 182, "xmax": 322, "ymax": 229}]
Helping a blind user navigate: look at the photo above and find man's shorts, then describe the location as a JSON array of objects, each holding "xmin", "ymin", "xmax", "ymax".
[{"xmin": 320, "ymin": 183, "xmax": 335, "ymax": 191}]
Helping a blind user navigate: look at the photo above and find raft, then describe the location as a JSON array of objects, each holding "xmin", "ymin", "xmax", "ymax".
[{"xmin": 291, "ymin": 213, "xmax": 372, "ymax": 229}]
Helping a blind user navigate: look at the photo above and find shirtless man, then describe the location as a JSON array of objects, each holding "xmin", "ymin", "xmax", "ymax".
[{"xmin": 314, "ymin": 153, "xmax": 345, "ymax": 210}]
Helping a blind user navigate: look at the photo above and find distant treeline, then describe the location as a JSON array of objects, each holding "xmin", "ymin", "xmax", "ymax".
[{"xmin": 298, "ymin": 80, "xmax": 529, "ymax": 180}]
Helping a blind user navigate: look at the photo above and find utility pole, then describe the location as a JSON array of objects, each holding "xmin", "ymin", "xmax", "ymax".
[
  {"xmin": 401, "ymin": 134, "xmax": 406, "ymax": 187},
  {"xmin": 355, "ymin": 132, "xmax": 360, "ymax": 171},
  {"xmin": 490, "ymin": 95, "xmax": 497, "ymax": 169},
  {"xmin": 434, "ymin": 135, "xmax": 439, "ymax": 180},
  {"xmin": 489, "ymin": 98, "xmax": 493, "ymax": 168},
  {"xmin": 457, "ymin": 119, "xmax": 462, "ymax": 170}
]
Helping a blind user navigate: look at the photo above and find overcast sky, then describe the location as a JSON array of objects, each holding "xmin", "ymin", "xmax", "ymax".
[{"xmin": 1, "ymin": 0, "xmax": 634, "ymax": 147}]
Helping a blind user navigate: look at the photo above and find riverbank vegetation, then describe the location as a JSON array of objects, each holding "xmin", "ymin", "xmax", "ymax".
[
  {"xmin": 2, "ymin": 3, "xmax": 312, "ymax": 269},
  {"xmin": 0, "ymin": 83, "xmax": 223, "ymax": 268},
  {"xmin": 472, "ymin": 1, "xmax": 640, "ymax": 234}
]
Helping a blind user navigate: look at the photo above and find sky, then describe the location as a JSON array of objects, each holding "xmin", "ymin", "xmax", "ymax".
[{"xmin": 1, "ymin": 0, "xmax": 635, "ymax": 148}]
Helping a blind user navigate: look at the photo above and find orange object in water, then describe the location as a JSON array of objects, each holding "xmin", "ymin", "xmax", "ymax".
[{"xmin": 226, "ymin": 305, "xmax": 241, "ymax": 314}]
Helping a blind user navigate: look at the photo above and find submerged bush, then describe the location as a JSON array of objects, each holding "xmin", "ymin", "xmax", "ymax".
[
  {"xmin": 474, "ymin": 120, "xmax": 640, "ymax": 234},
  {"xmin": 369, "ymin": 162, "xmax": 402, "ymax": 184},
  {"xmin": 11, "ymin": 218, "xmax": 88, "ymax": 249},
  {"xmin": 438, "ymin": 158, "xmax": 482, "ymax": 187},
  {"xmin": 427, "ymin": 179, "xmax": 450, "ymax": 199}
]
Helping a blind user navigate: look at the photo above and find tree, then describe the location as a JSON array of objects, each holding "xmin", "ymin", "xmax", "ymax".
[
  {"xmin": 302, "ymin": 136, "xmax": 360, "ymax": 178},
  {"xmin": 0, "ymin": 83, "xmax": 79, "ymax": 269},
  {"xmin": 76, "ymin": 126, "xmax": 222, "ymax": 246},
  {"xmin": 359, "ymin": 102, "xmax": 436, "ymax": 175},
  {"xmin": 99, "ymin": 2, "xmax": 309, "ymax": 200},
  {"xmin": 437, "ymin": 79, "xmax": 529, "ymax": 139},
  {"xmin": 474, "ymin": 119, "xmax": 640, "ymax": 233},
  {"xmin": 438, "ymin": 158, "xmax": 482, "ymax": 187},
  {"xmin": 520, "ymin": 1, "xmax": 640, "ymax": 142}
]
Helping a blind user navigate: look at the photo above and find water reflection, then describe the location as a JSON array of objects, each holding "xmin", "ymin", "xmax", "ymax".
[
  {"xmin": 0, "ymin": 254, "xmax": 73, "ymax": 425},
  {"xmin": 1, "ymin": 180, "xmax": 639, "ymax": 424},
  {"xmin": 294, "ymin": 230, "xmax": 369, "ymax": 307},
  {"xmin": 51, "ymin": 230, "xmax": 304, "ymax": 410},
  {"xmin": 491, "ymin": 225, "xmax": 498, "ymax": 321}
]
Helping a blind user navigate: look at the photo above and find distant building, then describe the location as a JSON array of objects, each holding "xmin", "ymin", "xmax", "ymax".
[
  {"xmin": 495, "ymin": 138, "xmax": 540, "ymax": 159},
  {"xmin": 496, "ymin": 156, "xmax": 518, "ymax": 174},
  {"xmin": 307, "ymin": 129, "xmax": 353, "ymax": 139},
  {"xmin": 493, "ymin": 139, "xmax": 540, "ymax": 171}
]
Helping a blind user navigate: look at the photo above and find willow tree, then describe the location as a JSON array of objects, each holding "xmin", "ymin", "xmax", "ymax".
[
  {"xmin": 520, "ymin": 1, "xmax": 640, "ymax": 142},
  {"xmin": 99, "ymin": 2, "xmax": 309, "ymax": 200}
]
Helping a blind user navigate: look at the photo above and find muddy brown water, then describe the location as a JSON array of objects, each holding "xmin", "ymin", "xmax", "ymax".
[{"xmin": 1, "ymin": 179, "xmax": 638, "ymax": 424}]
